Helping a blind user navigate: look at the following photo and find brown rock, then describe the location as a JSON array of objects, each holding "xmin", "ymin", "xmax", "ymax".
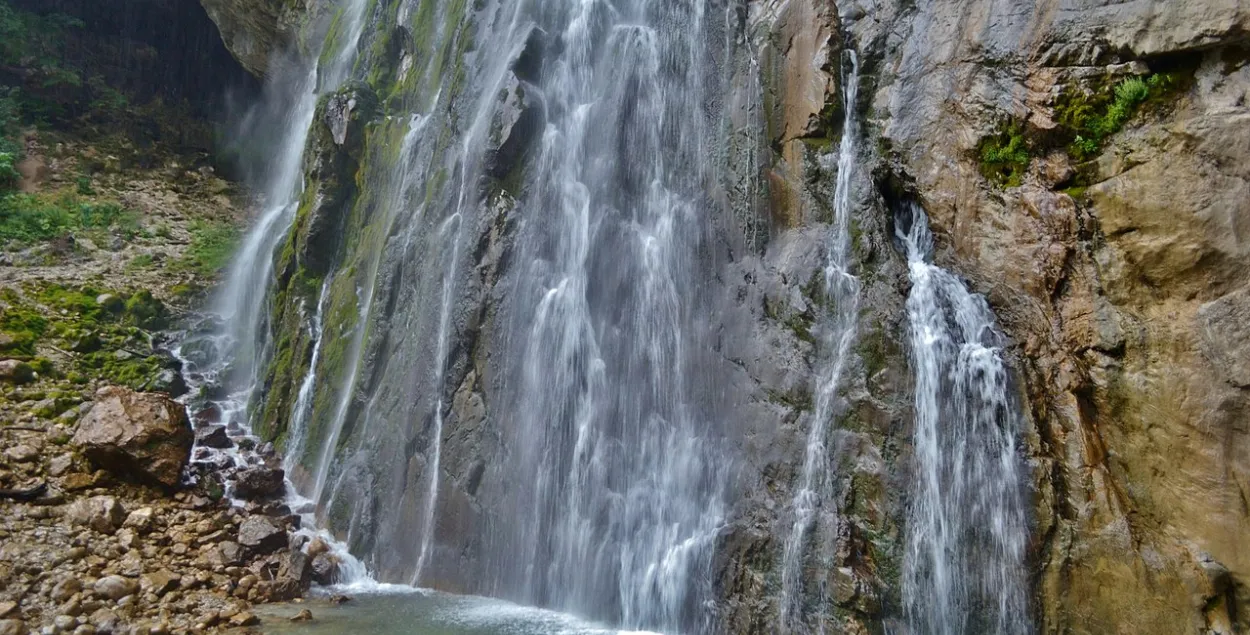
[
  {"xmin": 71, "ymin": 386, "xmax": 192, "ymax": 488},
  {"xmin": 232, "ymin": 466, "xmax": 285, "ymax": 500},
  {"xmin": 0, "ymin": 619, "xmax": 24, "ymax": 635},
  {"xmin": 228, "ymin": 611, "xmax": 259, "ymax": 627},
  {"xmin": 195, "ymin": 425, "xmax": 232, "ymax": 449},
  {"xmin": 93, "ymin": 575, "xmax": 137, "ymax": 600},
  {"xmin": 140, "ymin": 570, "xmax": 180, "ymax": 596},
  {"xmin": 290, "ymin": 608, "xmax": 313, "ymax": 622},
  {"xmin": 66, "ymin": 496, "xmax": 126, "ymax": 534},
  {"xmin": 51, "ymin": 577, "xmax": 82, "ymax": 602}
]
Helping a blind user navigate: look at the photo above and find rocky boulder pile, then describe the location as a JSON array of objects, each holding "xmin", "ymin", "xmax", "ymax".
[{"xmin": 0, "ymin": 386, "xmax": 321, "ymax": 634}]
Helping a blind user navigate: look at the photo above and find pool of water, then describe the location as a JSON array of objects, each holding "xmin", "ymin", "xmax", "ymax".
[{"xmin": 256, "ymin": 589, "xmax": 663, "ymax": 635}]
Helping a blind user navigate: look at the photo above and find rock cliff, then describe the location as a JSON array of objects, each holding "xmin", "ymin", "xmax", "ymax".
[{"xmin": 196, "ymin": 0, "xmax": 1250, "ymax": 632}]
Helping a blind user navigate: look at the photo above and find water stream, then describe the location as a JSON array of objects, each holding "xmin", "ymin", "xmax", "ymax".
[
  {"xmin": 778, "ymin": 50, "xmax": 862, "ymax": 634},
  {"xmin": 896, "ymin": 203, "xmax": 1032, "ymax": 635}
]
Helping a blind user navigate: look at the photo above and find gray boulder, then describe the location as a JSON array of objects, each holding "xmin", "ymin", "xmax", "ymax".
[{"xmin": 237, "ymin": 516, "xmax": 286, "ymax": 555}]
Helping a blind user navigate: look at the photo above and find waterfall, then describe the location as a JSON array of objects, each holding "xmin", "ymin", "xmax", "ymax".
[
  {"xmin": 486, "ymin": 2, "xmax": 728, "ymax": 632},
  {"xmin": 283, "ymin": 274, "xmax": 333, "ymax": 475},
  {"xmin": 779, "ymin": 50, "xmax": 862, "ymax": 634},
  {"xmin": 896, "ymin": 203, "xmax": 1032, "ymax": 635},
  {"xmin": 211, "ymin": 0, "xmax": 369, "ymax": 409}
]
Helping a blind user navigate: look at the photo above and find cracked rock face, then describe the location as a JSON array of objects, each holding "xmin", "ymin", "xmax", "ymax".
[
  {"xmin": 71, "ymin": 386, "xmax": 193, "ymax": 489},
  {"xmin": 197, "ymin": 0, "xmax": 1250, "ymax": 631}
]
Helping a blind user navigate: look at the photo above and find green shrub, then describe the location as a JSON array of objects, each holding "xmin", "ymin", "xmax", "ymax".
[
  {"xmin": 1057, "ymin": 73, "xmax": 1182, "ymax": 161},
  {"xmin": 978, "ymin": 123, "xmax": 1031, "ymax": 187},
  {"xmin": 0, "ymin": 192, "xmax": 138, "ymax": 245},
  {"xmin": 0, "ymin": 151, "xmax": 17, "ymax": 191}
]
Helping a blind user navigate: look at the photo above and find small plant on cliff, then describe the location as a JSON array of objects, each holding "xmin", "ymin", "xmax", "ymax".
[
  {"xmin": 978, "ymin": 122, "xmax": 1031, "ymax": 187},
  {"xmin": 1058, "ymin": 73, "xmax": 1182, "ymax": 161}
]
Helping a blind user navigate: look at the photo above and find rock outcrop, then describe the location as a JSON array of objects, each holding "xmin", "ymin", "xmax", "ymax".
[
  {"xmin": 198, "ymin": 0, "xmax": 312, "ymax": 78},
  {"xmin": 846, "ymin": 0, "xmax": 1250, "ymax": 632},
  {"xmin": 71, "ymin": 386, "xmax": 194, "ymax": 489},
  {"xmin": 193, "ymin": 0, "xmax": 1250, "ymax": 633}
]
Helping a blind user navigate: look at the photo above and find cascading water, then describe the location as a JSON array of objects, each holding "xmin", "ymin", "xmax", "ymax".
[
  {"xmin": 174, "ymin": 0, "xmax": 374, "ymax": 582},
  {"xmin": 895, "ymin": 203, "xmax": 1032, "ymax": 635},
  {"xmin": 484, "ymin": 2, "xmax": 730, "ymax": 632},
  {"xmin": 778, "ymin": 50, "xmax": 862, "ymax": 634}
]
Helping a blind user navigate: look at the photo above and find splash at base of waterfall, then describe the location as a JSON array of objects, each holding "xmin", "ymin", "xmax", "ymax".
[{"xmin": 259, "ymin": 591, "xmax": 663, "ymax": 635}]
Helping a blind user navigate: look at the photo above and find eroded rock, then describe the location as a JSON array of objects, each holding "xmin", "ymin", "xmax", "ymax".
[
  {"xmin": 65, "ymin": 496, "xmax": 126, "ymax": 534},
  {"xmin": 71, "ymin": 386, "xmax": 192, "ymax": 488}
]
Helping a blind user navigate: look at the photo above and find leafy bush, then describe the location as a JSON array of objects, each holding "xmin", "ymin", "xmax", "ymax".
[
  {"xmin": 0, "ymin": 1, "xmax": 83, "ymax": 89},
  {"xmin": 978, "ymin": 123, "xmax": 1031, "ymax": 187}
]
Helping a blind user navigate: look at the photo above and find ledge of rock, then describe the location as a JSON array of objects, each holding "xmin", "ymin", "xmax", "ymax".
[{"xmin": 70, "ymin": 386, "xmax": 193, "ymax": 489}]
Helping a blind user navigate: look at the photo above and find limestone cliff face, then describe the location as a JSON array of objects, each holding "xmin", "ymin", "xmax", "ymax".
[
  {"xmin": 199, "ymin": 0, "xmax": 1250, "ymax": 632},
  {"xmin": 199, "ymin": 0, "xmax": 317, "ymax": 77},
  {"xmin": 850, "ymin": 0, "xmax": 1250, "ymax": 632}
]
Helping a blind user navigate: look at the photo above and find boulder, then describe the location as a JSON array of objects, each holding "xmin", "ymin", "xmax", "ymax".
[
  {"xmin": 233, "ymin": 466, "xmax": 285, "ymax": 500},
  {"xmin": 216, "ymin": 540, "xmax": 246, "ymax": 566},
  {"xmin": 51, "ymin": 577, "xmax": 82, "ymax": 602},
  {"xmin": 71, "ymin": 386, "xmax": 192, "ymax": 488},
  {"xmin": 66, "ymin": 496, "xmax": 126, "ymax": 534},
  {"xmin": 310, "ymin": 553, "xmax": 339, "ymax": 586},
  {"xmin": 146, "ymin": 368, "xmax": 189, "ymax": 398},
  {"xmin": 0, "ymin": 619, "xmax": 24, "ymax": 635},
  {"xmin": 122, "ymin": 507, "xmax": 155, "ymax": 532},
  {"xmin": 0, "ymin": 359, "xmax": 34, "ymax": 384},
  {"xmin": 4, "ymin": 444, "xmax": 38, "ymax": 463},
  {"xmin": 195, "ymin": 425, "xmax": 233, "ymax": 449},
  {"xmin": 93, "ymin": 575, "xmax": 138, "ymax": 600},
  {"xmin": 237, "ymin": 516, "xmax": 285, "ymax": 555}
]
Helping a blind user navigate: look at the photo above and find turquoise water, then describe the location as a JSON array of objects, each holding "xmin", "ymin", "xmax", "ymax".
[{"xmin": 257, "ymin": 590, "xmax": 663, "ymax": 635}]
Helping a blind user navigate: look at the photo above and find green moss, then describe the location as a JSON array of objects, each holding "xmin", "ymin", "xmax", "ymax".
[
  {"xmin": 123, "ymin": 290, "xmax": 168, "ymax": 330},
  {"xmin": 1056, "ymin": 72, "xmax": 1187, "ymax": 162},
  {"xmin": 0, "ymin": 303, "xmax": 49, "ymax": 355},
  {"xmin": 125, "ymin": 252, "xmax": 154, "ymax": 271},
  {"xmin": 857, "ymin": 326, "xmax": 890, "ymax": 380},
  {"xmin": 977, "ymin": 122, "xmax": 1031, "ymax": 188},
  {"xmin": 170, "ymin": 219, "xmax": 239, "ymax": 276}
]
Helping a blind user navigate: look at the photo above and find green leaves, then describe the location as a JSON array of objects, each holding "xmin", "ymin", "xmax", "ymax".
[
  {"xmin": 978, "ymin": 123, "xmax": 1031, "ymax": 188},
  {"xmin": 1059, "ymin": 73, "xmax": 1181, "ymax": 161}
]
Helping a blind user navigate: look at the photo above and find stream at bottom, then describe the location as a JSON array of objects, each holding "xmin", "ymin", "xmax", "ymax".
[{"xmin": 257, "ymin": 590, "xmax": 662, "ymax": 635}]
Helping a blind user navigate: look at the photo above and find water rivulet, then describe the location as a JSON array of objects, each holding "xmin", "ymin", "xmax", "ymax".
[{"xmin": 896, "ymin": 203, "xmax": 1032, "ymax": 635}]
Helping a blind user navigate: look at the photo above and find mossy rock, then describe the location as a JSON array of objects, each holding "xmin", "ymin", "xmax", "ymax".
[{"xmin": 123, "ymin": 291, "xmax": 169, "ymax": 330}]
